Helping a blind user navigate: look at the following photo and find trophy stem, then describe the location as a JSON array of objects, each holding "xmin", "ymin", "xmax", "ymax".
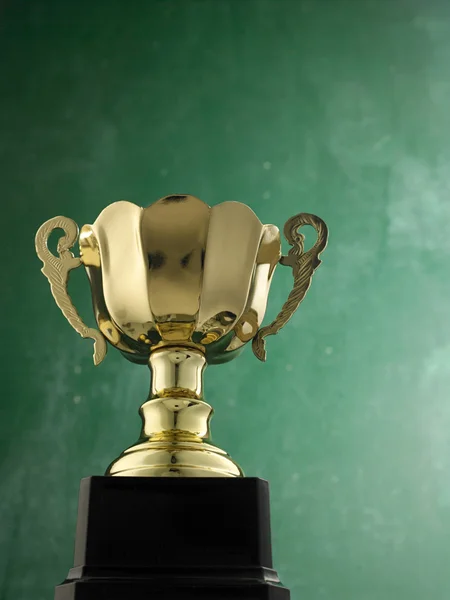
[
  {"xmin": 106, "ymin": 346, "xmax": 243, "ymax": 478},
  {"xmin": 149, "ymin": 346, "xmax": 206, "ymax": 399}
]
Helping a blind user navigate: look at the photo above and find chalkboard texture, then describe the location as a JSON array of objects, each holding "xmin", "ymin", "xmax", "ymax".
[{"xmin": 1, "ymin": 1, "xmax": 450, "ymax": 599}]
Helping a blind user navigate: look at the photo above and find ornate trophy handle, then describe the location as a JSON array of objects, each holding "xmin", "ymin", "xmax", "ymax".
[
  {"xmin": 35, "ymin": 216, "xmax": 107, "ymax": 366},
  {"xmin": 252, "ymin": 213, "xmax": 328, "ymax": 362}
]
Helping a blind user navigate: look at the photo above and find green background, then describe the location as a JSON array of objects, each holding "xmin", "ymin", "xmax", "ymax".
[{"xmin": 2, "ymin": 1, "xmax": 450, "ymax": 598}]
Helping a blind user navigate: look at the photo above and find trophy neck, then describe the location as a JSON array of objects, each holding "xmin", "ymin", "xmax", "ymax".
[{"xmin": 149, "ymin": 347, "xmax": 206, "ymax": 399}]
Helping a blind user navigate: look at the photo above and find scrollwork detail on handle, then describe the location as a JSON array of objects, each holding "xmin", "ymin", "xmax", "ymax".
[
  {"xmin": 252, "ymin": 213, "xmax": 328, "ymax": 362},
  {"xmin": 35, "ymin": 216, "xmax": 107, "ymax": 365}
]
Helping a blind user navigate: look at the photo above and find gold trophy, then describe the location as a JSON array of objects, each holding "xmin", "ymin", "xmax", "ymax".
[
  {"xmin": 36, "ymin": 195, "xmax": 328, "ymax": 600},
  {"xmin": 35, "ymin": 195, "xmax": 328, "ymax": 479}
]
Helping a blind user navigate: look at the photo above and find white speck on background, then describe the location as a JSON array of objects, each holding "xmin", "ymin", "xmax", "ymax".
[
  {"xmin": 73, "ymin": 395, "xmax": 81, "ymax": 404},
  {"xmin": 74, "ymin": 365, "xmax": 82, "ymax": 374},
  {"xmin": 227, "ymin": 398, "xmax": 236, "ymax": 407},
  {"xmin": 325, "ymin": 346, "xmax": 333, "ymax": 355},
  {"xmin": 331, "ymin": 475, "xmax": 340, "ymax": 483},
  {"xmin": 263, "ymin": 161, "xmax": 272, "ymax": 170},
  {"xmin": 262, "ymin": 190, "xmax": 271, "ymax": 200},
  {"xmin": 291, "ymin": 472, "xmax": 299, "ymax": 482},
  {"xmin": 160, "ymin": 168, "xmax": 169, "ymax": 177},
  {"xmin": 285, "ymin": 364, "xmax": 293, "ymax": 371}
]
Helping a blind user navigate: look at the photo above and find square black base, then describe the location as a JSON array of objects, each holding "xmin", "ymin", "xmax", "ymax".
[{"xmin": 55, "ymin": 477, "xmax": 290, "ymax": 600}]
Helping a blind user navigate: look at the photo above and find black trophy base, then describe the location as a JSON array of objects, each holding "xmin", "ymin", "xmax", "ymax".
[{"xmin": 55, "ymin": 477, "xmax": 290, "ymax": 600}]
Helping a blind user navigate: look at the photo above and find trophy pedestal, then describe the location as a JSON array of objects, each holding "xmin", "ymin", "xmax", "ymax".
[{"xmin": 55, "ymin": 477, "xmax": 290, "ymax": 600}]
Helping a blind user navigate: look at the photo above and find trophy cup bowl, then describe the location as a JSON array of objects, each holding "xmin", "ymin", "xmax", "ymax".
[{"xmin": 35, "ymin": 195, "xmax": 328, "ymax": 478}]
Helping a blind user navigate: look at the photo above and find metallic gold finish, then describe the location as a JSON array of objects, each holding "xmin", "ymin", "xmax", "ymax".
[
  {"xmin": 78, "ymin": 197, "xmax": 281, "ymax": 364},
  {"xmin": 107, "ymin": 436, "xmax": 243, "ymax": 478},
  {"xmin": 226, "ymin": 224, "xmax": 281, "ymax": 353},
  {"xmin": 35, "ymin": 216, "xmax": 107, "ymax": 365},
  {"xmin": 149, "ymin": 347, "xmax": 206, "ymax": 400},
  {"xmin": 252, "ymin": 213, "xmax": 329, "ymax": 362},
  {"xmin": 35, "ymin": 197, "xmax": 328, "ymax": 478},
  {"xmin": 106, "ymin": 395, "xmax": 244, "ymax": 477},
  {"xmin": 79, "ymin": 225, "xmax": 101, "ymax": 267},
  {"xmin": 142, "ymin": 195, "xmax": 209, "ymax": 329},
  {"xmin": 106, "ymin": 347, "xmax": 242, "ymax": 477},
  {"xmin": 196, "ymin": 201, "xmax": 265, "ymax": 340}
]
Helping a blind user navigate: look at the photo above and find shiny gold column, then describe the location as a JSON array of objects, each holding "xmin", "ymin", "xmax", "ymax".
[
  {"xmin": 106, "ymin": 347, "xmax": 243, "ymax": 477},
  {"xmin": 149, "ymin": 347, "xmax": 206, "ymax": 399}
]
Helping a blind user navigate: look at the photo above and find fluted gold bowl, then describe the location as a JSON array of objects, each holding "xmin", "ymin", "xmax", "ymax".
[{"xmin": 79, "ymin": 195, "xmax": 281, "ymax": 365}]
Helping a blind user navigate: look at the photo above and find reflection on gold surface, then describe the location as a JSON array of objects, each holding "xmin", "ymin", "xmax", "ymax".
[
  {"xmin": 77, "ymin": 196, "xmax": 284, "ymax": 363},
  {"xmin": 91, "ymin": 201, "xmax": 154, "ymax": 344},
  {"xmin": 79, "ymin": 225, "xmax": 101, "ymax": 268},
  {"xmin": 142, "ymin": 195, "xmax": 209, "ymax": 328},
  {"xmin": 150, "ymin": 347, "xmax": 205, "ymax": 399},
  {"xmin": 226, "ymin": 224, "xmax": 281, "ymax": 352},
  {"xmin": 106, "ymin": 347, "xmax": 243, "ymax": 478},
  {"xmin": 196, "ymin": 201, "xmax": 264, "ymax": 339},
  {"xmin": 35, "ymin": 197, "xmax": 328, "ymax": 477}
]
